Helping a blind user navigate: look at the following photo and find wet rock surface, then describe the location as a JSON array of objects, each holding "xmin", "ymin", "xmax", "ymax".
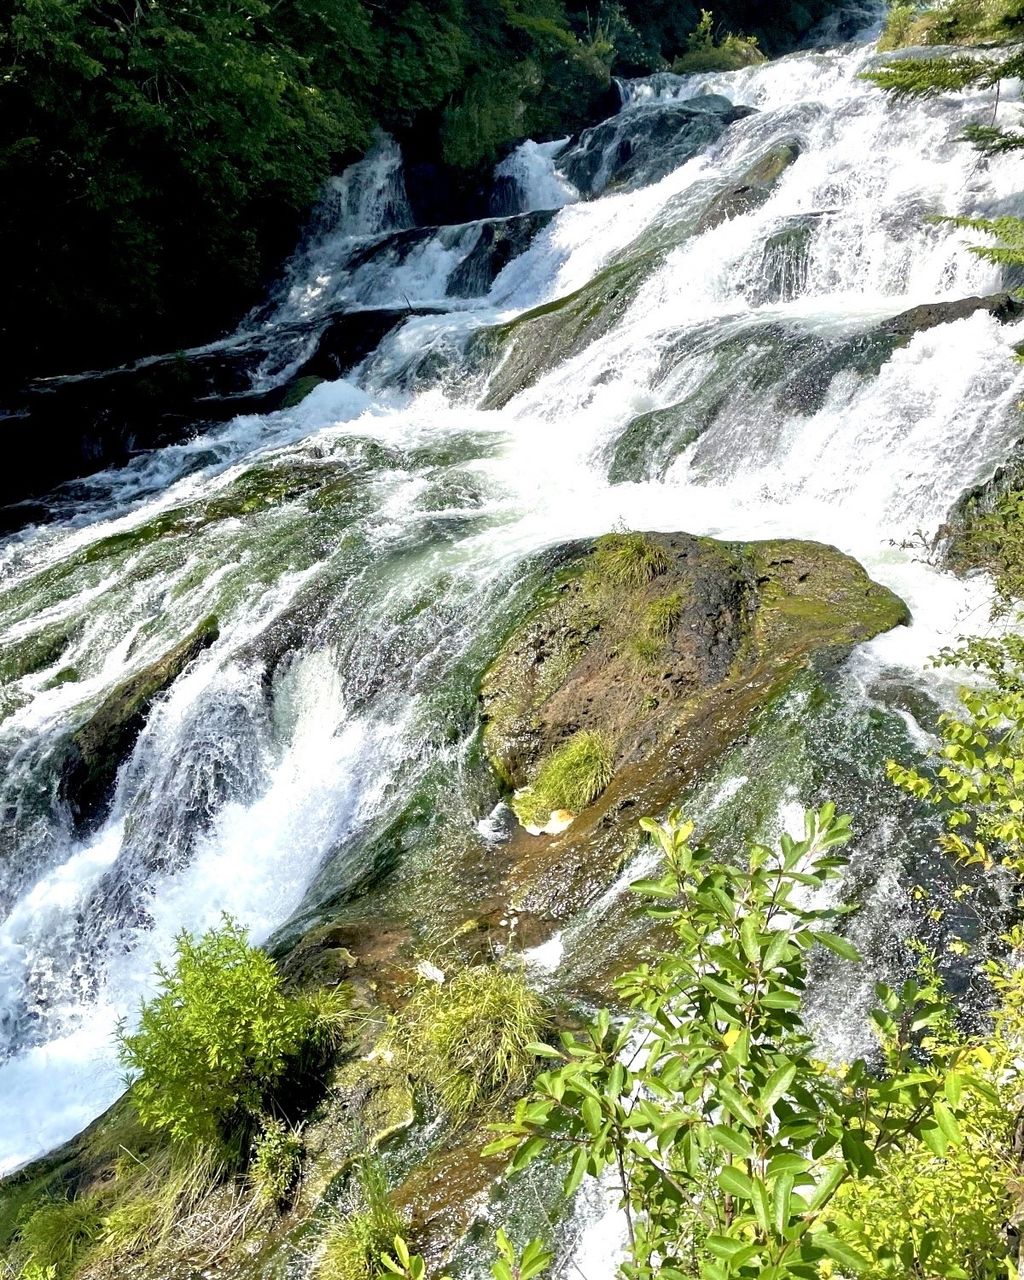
[
  {"xmin": 479, "ymin": 532, "xmax": 909, "ymax": 918},
  {"xmin": 560, "ymin": 95, "xmax": 756, "ymax": 197},
  {"xmin": 58, "ymin": 616, "xmax": 220, "ymax": 831}
]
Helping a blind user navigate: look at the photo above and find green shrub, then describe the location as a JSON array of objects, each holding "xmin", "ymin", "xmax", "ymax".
[
  {"xmin": 487, "ymin": 807, "xmax": 992, "ymax": 1280},
  {"xmin": 590, "ymin": 532, "xmax": 669, "ymax": 589},
  {"xmin": 401, "ymin": 965, "xmax": 549, "ymax": 1121},
  {"xmin": 250, "ymin": 1118, "xmax": 303, "ymax": 1208},
  {"xmin": 117, "ymin": 916, "xmax": 336, "ymax": 1151},
  {"xmin": 877, "ymin": 1, "xmax": 921, "ymax": 49},
  {"xmin": 318, "ymin": 1158, "xmax": 403, "ymax": 1280},
  {"xmin": 512, "ymin": 730, "xmax": 614, "ymax": 827},
  {"xmin": 16, "ymin": 1196, "xmax": 103, "ymax": 1278},
  {"xmin": 671, "ymin": 9, "xmax": 764, "ymax": 73}
]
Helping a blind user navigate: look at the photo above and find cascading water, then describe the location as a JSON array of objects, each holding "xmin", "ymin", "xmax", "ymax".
[{"xmin": 1, "ymin": 21, "xmax": 1023, "ymax": 1244}]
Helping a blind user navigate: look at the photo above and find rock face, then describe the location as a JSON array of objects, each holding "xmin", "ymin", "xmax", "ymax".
[
  {"xmin": 0, "ymin": 307, "xmax": 427, "ymax": 520},
  {"xmin": 58, "ymin": 616, "xmax": 219, "ymax": 831},
  {"xmin": 694, "ymin": 140, "xmax": 801, "ymax": 233},
  {"xmin": 479, "ymin": 532, "xmax": 908, "ymax": 914},
  {"xmin": 879, "ymin": 291, "xmax": 1024, "ymax": 336},
  {"xmin": 559, "ymin": 95, "xmax": 755, "ymax": 197}
]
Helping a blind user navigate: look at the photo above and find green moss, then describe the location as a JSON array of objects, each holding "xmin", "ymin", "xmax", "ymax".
[
  {"xmin": 479, "ymin": 255, "xmax": 653, "ymax": 409},
  {"xmin": 280, "ymin": 374, "xmax": 325, "ymax": 408},
  {"xmin": 512, "ymin": 729, "xmax": 614, "ymax": 826},
  {"xmin": 0, "ymin": 623, "xmax": 74, "ymax": 686}
]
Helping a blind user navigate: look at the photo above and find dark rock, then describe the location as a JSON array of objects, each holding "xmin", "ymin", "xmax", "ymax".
[
  {"xmin": 559, "ymin": 95, "xmax": 756, "ymax": 198},
  {"xmin": 879, "ymin": 291, "xmax": 1024, "ymax": 336},
  {"xmin": 0, "ymin": 306, "xmax": 435, "ymax": 518},
  {"xmin": 57, "ymin": 616, "xmax": 219, "ymax": 831},
  {"xmin": 446, "ymin": 211, "xmax": 557, "ymax": 297}
]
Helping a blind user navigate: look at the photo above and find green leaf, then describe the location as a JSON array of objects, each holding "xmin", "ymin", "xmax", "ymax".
[
  {"xmin": 759, "ymin": 1061, "xmax": 797, "ymax": 1113},
  {"xmin": 564, "ymin": 1148, "xmax": 588, "ymax": 1197},
  {"xmin": 944, "ymin": 1071, "xmax": 963, "ymax": 1109},
  {"xmin": 701, "ymin": 974, "xmax": 743, "ymax": 1004},
  {"xmin": 718, "ymin": 1083, "xmax": 759, "ymax": 1128},
  {"xmin": 526, "ymin": 1042, "xmax": 564, "ymax": 1059},
  {"xmin": 581, "ymin": 1096, "xmax": 602, "ymax": 1135},
  {"xmin": 920, "ymin": 1121, "xmax": 950, "ymax": 1157},
  {"xmin": 740, "ymin": 916, "xmax": 761, "ymax": 964},
  {"xmin": 933, "ymin": 1100, "xmax": 963, "ymax": 1146},
  {"xmin": 813, "ymin": 1231, "xmax": 870, "ymax": 1272},
  {"xmin": 806, "ymin": 1163, "xmax": 846, "ymax": 1212},
  {"xmin": 718, "ymin": 1164, "xmax": 754, "ymax": 1199},
  {"xmin": 811, "ymin": 930, "xmax": 861, "ymax": 962},
  {"xmin": 707, "ymin": 1123, "xmax": 754, "ymax": 1158},
  {"xmin": 772, "ymin": 1172, "xmax": 795, "ymax": 1235}
]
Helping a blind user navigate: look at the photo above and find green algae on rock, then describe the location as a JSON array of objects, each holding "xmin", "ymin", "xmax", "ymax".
[{"xmin": 479, "ymin": 532, "xmax": 908, "ymax": 890}]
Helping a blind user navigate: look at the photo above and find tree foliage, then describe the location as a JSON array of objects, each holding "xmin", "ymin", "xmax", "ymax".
[
  {"xmin": 1, "ymin": 0, "xmax": 844, "ymax": 377},
  {"xmin": 486, "ymin": 807, "xmax": 995, "ymax": 1279}
]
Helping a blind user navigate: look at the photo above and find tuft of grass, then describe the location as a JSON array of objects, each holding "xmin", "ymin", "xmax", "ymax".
[
  {"xmin": 250, "ymin": 1118, "xmax": 303, "ymax": 1208},
  {"xmin": 92, "ymin": 1141, "xmax": 222, "ymax": 1265},
  {"xmin": 16, "ymin": 1196, "xmax": 104, "ymax": 1278},
  {"xmin": 642, "ymin": 590, "xmax": 685, "ymax": 639},
  {"xmin": 513, "ymin": 730, "xmax": 614, "ymax": 827},
  {"xmin": 626, "ymin": 634, "xmax": 663, "ymax": 669},
  {"xmin": 400, "ymin": 965, "xmax": 549, "ymax": 1121},
  {"xmin": 590, "ymin": 532, "xmax": 669, "ymax": 589},
  {"xmin": 317, "ymin": 1158, "xmax": 403, "ymax": 1280},
  {"xmin": 296, "ymin": 984, "xmax": 357, "ymax": 1057}
]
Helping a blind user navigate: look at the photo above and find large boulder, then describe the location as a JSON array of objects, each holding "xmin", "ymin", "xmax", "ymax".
[
  {"xmin": 559, "ymin": 95, "xmax": 755, "ymax": 198},
  {"xmin": 479, "ymin": 531, "xmax": 908, "ymax": 915}
]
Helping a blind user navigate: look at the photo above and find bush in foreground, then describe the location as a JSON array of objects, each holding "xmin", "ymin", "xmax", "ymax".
[{"xmin": 117, "ymin": 915, "xmax": 351, "ymax": 1152}]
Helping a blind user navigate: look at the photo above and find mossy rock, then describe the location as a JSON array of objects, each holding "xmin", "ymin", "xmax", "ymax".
[
  {"xmin": 0, "ymin": 621, "xmax": 76, "ymax": 688},
  {"xmin": 477, "ymin": 255, "xmax": 653, "ymax": 410},
  {"xmin": 58, "ymin": 615, "xmax": 219, "ymax": 830},
  {"xmin": 478, "ymin": 531, "xmax": 908, "ymax": 915},
  {"xmin": 695, "ymin": 140, "xmax": 801, "ymax": 234}
]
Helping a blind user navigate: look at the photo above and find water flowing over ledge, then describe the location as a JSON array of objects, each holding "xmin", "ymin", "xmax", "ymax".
[{"xmin": 1, "ymin": 21, "xmax": 1024, "ymax": 1197}]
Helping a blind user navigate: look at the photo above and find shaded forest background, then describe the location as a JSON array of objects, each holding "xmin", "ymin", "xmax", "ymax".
[{"xmin": 0, "ymin": 0, "xmax": 842, "ymax": 378}]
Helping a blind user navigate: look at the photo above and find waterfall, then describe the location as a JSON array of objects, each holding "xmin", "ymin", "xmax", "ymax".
[{"xmin": 2, "ymin": 24, "xmax": 1024, "ymax": 1207}]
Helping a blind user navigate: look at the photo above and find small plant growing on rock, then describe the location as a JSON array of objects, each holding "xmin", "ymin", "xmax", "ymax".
[
  {"xmin": 250, "ymin": 1118, "xmax": 303, "ymax": 1208},
  {"xmin": 591, "ymin": 531, "xmax": 669, "ymax": 589},
  {"xmin": 512, "ymin": 729, "xmax": 614, "ymax": 827},
  {"xmin": 641, "ymin": 589, "xmax": 685, "ymax": 639},
  {"xmin": 15, "ymin": 1197, "xmax": 104, "ymax": 1279},
  {"xmin": 318, "ymin": 1158, "xmax": 404, "ymax": 1280},
  {"xmin": 117, "ymin": 915, "xmax": 351, "ymax": 1153},
  {"xmin": 672, "ymin": 9, "xmax": 764, "ymax": 73},
  {"xmin": 399, "ymin": 964, "xmax": 549, "ymax": 1121}
]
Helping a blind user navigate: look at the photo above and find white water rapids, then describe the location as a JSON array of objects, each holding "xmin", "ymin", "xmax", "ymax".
[{"xmin": 1, "ymin": 18, "xmax": 1023, "ymax": 1227}]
